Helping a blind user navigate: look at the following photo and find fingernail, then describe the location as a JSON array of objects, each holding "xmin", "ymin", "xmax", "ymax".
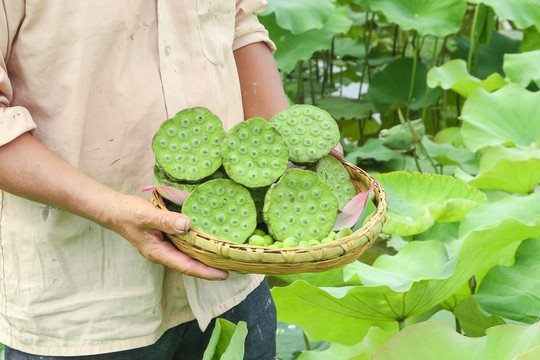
[{"xmin": 175, "ymin": 218, "xmax": 188, "ymax": 233}]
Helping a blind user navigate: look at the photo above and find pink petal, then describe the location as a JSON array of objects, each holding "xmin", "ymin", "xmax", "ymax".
[
  {"xmin": 142, "ymin": 185, "xmax": 191, "ymax": 205},
  {"xmin": 332, "ymin": 181, "xmax": 375, "ymax": 231}
]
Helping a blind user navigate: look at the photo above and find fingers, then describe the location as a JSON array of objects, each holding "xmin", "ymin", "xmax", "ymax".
[{"xmin": 144, "ymin": 230, "xmax": 229, "ymax": 280}]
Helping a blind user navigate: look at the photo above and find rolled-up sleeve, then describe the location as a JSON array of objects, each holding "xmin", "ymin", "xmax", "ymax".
[
  {"xmin": 0, "ymin": 3, "xmax": 36, "ymax": 147},
  {"xmin": 233, "ymin": 0, "xmax": 276, "ymax": 53}
]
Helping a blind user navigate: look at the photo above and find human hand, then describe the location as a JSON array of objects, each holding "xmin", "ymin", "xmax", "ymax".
[{"xmin": 102, "ymin": 193, "xmax": 229, "ymax": 280}]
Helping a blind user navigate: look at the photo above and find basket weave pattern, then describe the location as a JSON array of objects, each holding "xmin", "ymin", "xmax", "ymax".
[{"xmin": 151, "ymin": 160, "xmax": 387, "ymax": 274}]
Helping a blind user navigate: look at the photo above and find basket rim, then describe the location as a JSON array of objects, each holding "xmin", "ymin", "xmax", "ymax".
[{"xmin": 151, "ymin": 160, "xmax": 388, "ymax": 274}]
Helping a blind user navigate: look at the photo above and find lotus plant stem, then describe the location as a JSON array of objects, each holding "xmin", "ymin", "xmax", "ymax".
[
  {"xmin": 422, "ymin": 36, "xmax": 439, "ymax": 125},
  {"xmin": 455, "ymin": 317, "xmax": 462, "ymax": 334},
  {"xmin": 405, "ymin": 32, "xmax": 419, "ymax": 123},
  {"xmin": 308, "ymin": 59, "xmax": 316, "ymax": 105},
  {"xmin": 467, "ymin": 4, "xmax": 481, "ymax": 74},
  {"xmin": 358, "ymin": 12, "xmax": 375, "ymax": 100},
  {"xmin": 437, "ymin": 36, "xmax": 448, "ymax": 66},
  {"xmin": 398, "ymin": 318, "xmax": 406, "ymax": 331},
  {"xmin": 398, "ymin": 109, "xmax": 439, "ymax": 174},
  {"xmin": 296, "ymin": 60, "xmax": 305, "ymax": 104}
]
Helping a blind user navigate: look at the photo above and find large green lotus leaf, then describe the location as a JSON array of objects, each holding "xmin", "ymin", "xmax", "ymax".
[
  {"xmin": 379, "ymin": 119, "xmax": 425, "ymax": 151},
  {"xmin": 298, "ymin": 326, "xmax": 396, "ymax": 360},
  {"xmin": 345, "ymin": 138, "xmax": 399, "ymax": 163},
  {"xmin": 376, "ymin": 171, "xmax": 486, "ymax": 236},
  {"xmin": 367, "ymin": 57, "xmax": 442, "ymax": 114},
  {"xmin": 453, "ymin": 297, "xmax": 506, "ymax": 337},
  {"xmin": 468, "ymin": 0, "xmax": 540, "ymax": 31},
  {"xmin": 315, "ymin": 97, "xmax": 376, "ymax": 121},
  {"xmin": 366, "ymin": 0, "xmax": 467, "ymax": 38},
  {"xmin": 272, "ymin": 214, "xmax": 540, "ymax": 345},
  {"xmin": 371, "ymin": 321, "xmax": 540, "ymax": 359},
  {"xmin": 465, "ymin": 146, "xmax": 540, "ymax": 194},
  {"xmin": 474, "ymin": 238, "xmax": 540, "ymax": 324},
  {"xmin": 262, "ymin": 0, "xmax": 335, "ymax": 34},
  {"xmin": 421, "ymin": 136, "xmax": 480, "ymax": 174},
  {"xmin": 433, "ymin": 127, "xmax": 466, "ymax": 148},
  {"xmin": 202, "ymin": 319, "xmax": 247, "ymax": 360},
  {"xmin": 260, "ymin": 9, "xmax": 352, "ymax": 72},
  {"xmin": 427, "ymin": 59, "xmax": 507, "ymax": 97},
  {"xmin": 460, "ymin": 84, "xmax": 540, "ymax": 152},
  {"xmin": 503, "ymin": 50, "xmax": 540, "ymax": 87}
]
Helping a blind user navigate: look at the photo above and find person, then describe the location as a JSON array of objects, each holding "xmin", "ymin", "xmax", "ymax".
[{"xmin": 0, "ymin": 1, "xmax": 344, "ymax": 359}]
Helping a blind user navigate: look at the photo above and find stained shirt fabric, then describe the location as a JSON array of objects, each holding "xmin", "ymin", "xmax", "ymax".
[{"xmin": 0, "ymin": 0, "xmax": 274, "ymax": 356}]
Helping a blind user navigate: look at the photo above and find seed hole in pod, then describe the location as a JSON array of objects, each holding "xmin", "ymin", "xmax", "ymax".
[
  {"xmin": 182, "ymin": 144, "xmax": 191, "ymax": 151},
  {"xmin": 277, "ymin": 192, "xmax": 284, "ymax": 200},
  {"xmin": 293, "ymin": 148, "xmax": 302, "ymax": 155},
  {"xmin": 237, "ymin": 167, "xmax": 245, "ymax": 175},
  {"xmin": 246, "ymin": 161, "xmax": 254, "ymax": 168},
  {"xmin": 223, "ymin": 227, "xmax": 230, "ymax": 233},
  {"xmin": 344, "ymin": 186, "xmax": 352, "ymax": 192},
  {"xmin": 263, "ymin": 170, "xmax": 270, "ymax": 177},
  {"xmin": 216, "ymin": 187, "xmax": 224, "ymax": 194},
  {"xmin": 321, "ymin": 122, "xmax": 330, "ymax": 129},
  {"xmin": 193, "ymin": 127, "xmax": 201, "ymax": 134},
  {"xmin": 252, "ymin": 138, "xmax": 259, "ymax": 146},
  {"xmin": 230, "ymin": 218, "xmax": 239, "ymax": 225},
  {"xmin": 295, "ymin": 127, "xmax": 305, "ymax": 135},
  {"xmin": 237, "ymin": 197, "xmax": 245, "ymax": 204},
  {"xmin": 229, "ymin": 206, "xmax": 237, "ymax": 214},
  {"xmin": 199, "ymin": 195, "xmax": 207, "ymax": 203},
  {"xmin": 207, "ymin": 190, "xmax": 214, "ymax": 196},
  {"xmin": 170, "ymin": 144, "xmax": 178, "ymax": 151},
  {"xmin": 315, "ymin": 114, "xmax": 323, "ymax": 120},
  {"xmin": 282, "ymin": 203, "xmax": 289, "ymax": 211},
  {"xmin": 287, "ymin": 118, "xmax": 297, "ymax": 126},
  {"xmin": 272, "ymin": 147, "xmax": 281, "ymax": 155},
  {"xmin": 288, "ymin": 179, "xmax": 296, "ymax": 187},
  {"xmin": 281, "ymin": 224, "xmax": 288, "ymax": 232},
  {"xmin": 307, "ymin": 204, "xmax": 316, "ymax": 213},
  {"xmin": 295, "ymin": 230, "xmax": 303, "ymax": 237},
  {"xmin": 191, "ymin": 217, "xmax": 199, "ymax": 224},
  {"xmin": 253, "ymin": 126, "xmax": 261, "ymax": 134},
  {"xmin": 229, "ymin": 140, "xmax": 236, "ymax": 147},
  {"xmin": 182, "ymin": 118, "xmax": 190, "ymax": 126},
  {"xmin": 241, "ymin": 223, "xmax": 249, "ymax": 229},
  {"xmin": 191, "ymin": 204, "xmax": 199, "ymax": 212},
  {"xmin": 164, "ymin": 155, "xmax": 172, "ymax": 162},
  {"xmin": 176, "ymin": 165, "xmax": 183, "ymax": 171},
  {"xmin": 262, "ymin": 147, "xmax": 270, "ymax": 154},
  {"xmin": 239, "ymin": 146, "xmax": 247, "ymax": 153},
  {"xmin": 250, "ymin": 150, "xmax": 258, "ymax": 157},
  {"xmin": 216, "ymin": 214, "xmax": 225, "ymax": 223},
  {"xmin": 294, "ymin": 205, "xmax": 302, "ymax": 214},
  {"xmin": 176, "ymin": 154, "xmax": 184, "ymax": 161},
  {"xmin": 189, "ymin": 156, "xmax": 197, "ymax": 163},
  {"xmin": 318, "ymin": 215, "xmax": 327, "ymax": 223},
  {"xmin": 274, "ymin": 210, "xmax": 281, "ymax": 216},
  {"xmin": 302, "ymin": 217, "xmax": 309, "ymax": 225},
  {"xmin": 317, "ymin": 141, "xmax": 326, "ymax": 149},
  {"xmin": 239, "ymin": 131, "xmax": 248, "ymax": 139},
  {"xmin": 311, "ymin": 227, "xmax": 319, "ymax": 235},
  {"xmin": 303, "ymin": 138, "xmax": 312, "ymax": 146},
  {"xmin": 210, "ymin": 200, "xmax": 218, "ymax": 208},
  {"xmin": 278, "ymin": 113, "xmax": 287, "ymax": 120},
  {"xmin": 271, "ymin": 160, "xmax": 280, "ymax": 168},
  {"xmin": 202, "ymin": 135, "xmax": 209, "ymax": 142},
  {"xmin": 203, "ymin": 208, "xmax": 210, "ymax": 216},
  {"xmin": 323, "ymin": 133, "xmax": 332, "ymax": 140},
  {"xmin": 233, "ymin": 233, "xmax": 240, "ymax": 240},
  {"xmin": 207, "ymin": 124, "xmax": 214, "ymax": 131},
  {"xmin": 303, "ymin": 108, "xmax": 313, "ymax": 115},
  {"xmin": 192, "ymin": 139, "xmax": 201, "ymax": 147},
  {"xmin": 241, "ymin": 209, "xmax": 248, "ymax": 216},
  {"xmin": 312, "ymin": 190, "xmax": 321, "ymax": 198},
  {"xmin": 308, "ymin": 149, "xmax": 316, "ymax": 156},
  {"xmin": 291, "ymin": 109, "xmax": 300, "ymax": 116},
  {"xmin": 213, "ymin": 150, "xmax": 220, "ymax": 156},
  {"xmin": 287, "ymin": 216, "xmax": 295, "ymax": 224},
  {"xmin": 288, "ymin": 192, "xmax": 294, "ymax": 200},
  {"xmin": 298, "ymin": 192, "xmax": 306, "ymax": 201},
  {"xmin": 290, "ymin": 137, "xmax": 299, "ymax": 144},
  {"xmin": 202, "ymin": 161, "xmax": 210, "ymax": 168},
  {"xmin": 228, "ymin": 189, "xmax": 235, "ymax": 196},
  {"xmin": 180, "ymin": 132, "xmax": 187, "ymax": 139},
  {"xmin": 259, "ymin": 159, "xmax": 268, "ymax": 166},
  {"xmin": 283, "ymin": 128, "xmax": 292, "ymax": 135},
  {"xmin": 265, "ymin": 135, "xmax": 273, "ymax": 142},
  {"xmin": 167, "ymin": 128, "xmax": 176, "ymax": 136},
  {"xmin": 335, "ymin": 184, "xmax": 341, "ymax": 190},
  {"xmin": 160, "ymin": 139, "xmax": 167, "ymax": 147},
  {"xmin": 250, "ymin": 172, "xmax": 257, "ymax": 179},
  {"xmin": 230, "ymin": 155, "xmax": 238, "ymax": 163},
  {"xmin": 203, "ymin": 220, "xmax": 210, "ymax": 227},
  {"xmin": 303, "ymin": 181, "xmax": 311, "ymax": 189},
  {"xmin": 311, "ymin": 128, "xmax": 321, "ymax": 136},
  {"xmin": 321, "ymin": 201, "xmax": 329, "ymax": 210},
  {"xmin": 211, "ymin": 228, "xmax": 218, "ymax": 235},
  {"xmin": 302, "ymin": 117, "xmax": 312, "ymax": 125},
  {"xmin": 196, "ymin": 115, "xmax": 204, "ymax": 122}
]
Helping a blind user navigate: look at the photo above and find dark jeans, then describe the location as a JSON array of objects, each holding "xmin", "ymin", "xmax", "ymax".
[{"xmin": 5, "ymin": 279, "xmax": 276, "ymax": 360}]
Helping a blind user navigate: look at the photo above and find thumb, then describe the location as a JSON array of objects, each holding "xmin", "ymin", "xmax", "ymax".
[{"xmin": 154, "ymin": 210, "xmax": 191, "ymax": 235}]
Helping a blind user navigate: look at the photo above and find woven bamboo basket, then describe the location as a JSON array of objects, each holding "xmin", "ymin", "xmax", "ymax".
[{"xmin": 151, "ymin": 160, "xmax": 387, "ymax": 274}]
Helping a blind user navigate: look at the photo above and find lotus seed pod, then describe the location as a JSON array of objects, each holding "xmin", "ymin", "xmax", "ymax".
[
  {"xmin": 221, "ymin": 117, "xmax": 289, "ymax": 188},
  {"xmin": 182, "ymin": 179, "xmax": 257, "ymax": 244},
  {"xmin": 263, "ymin": 169, "xmax": 338, "ymax": 242},
  {"xmin": 269, "ymin": 104, "xmax": 340, "ymax": 164},
  {"xmin": 153, "ymin": 165, "xmax": 199, "ymax": 192},
  {"xmin": 152, "ymin": 107, "xmax": 225, "ymax": 182},
  {"xmin": 316, "ymin": 155, "xmax": 357, "ymax": 211}
]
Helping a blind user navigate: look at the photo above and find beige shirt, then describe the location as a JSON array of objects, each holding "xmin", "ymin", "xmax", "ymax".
[{"xmin": 0, "ymin": 0, "xmax": 274, "ymax": 356}]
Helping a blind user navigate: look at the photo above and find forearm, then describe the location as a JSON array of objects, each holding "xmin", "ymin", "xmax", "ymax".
[
  {"xmin": 0, "ymin": 132, "xmax": 118, "ymax": 227},
  {"xmin": 234, "ymin": 42, "xmax": 290, "ymax": 119}
]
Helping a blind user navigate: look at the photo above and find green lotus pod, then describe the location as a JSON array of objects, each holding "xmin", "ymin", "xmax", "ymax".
[
  {"xmin": 263, "ymin": 169, "xmax": 338, "ymax": 242},
  {"xmin": 269, "ymin": 104, "xmax": 340, "ymax": 164},
  {"xmin": 315, "ymin": 155, "xmax": 357, "ymax": 211},
  {"xmin": 153, "ymin": 165, "xmax": 199, "ymax": 192},
  {"xmin": 182, "ymin": 179, "xmax": 257, "ymax": 244},
  {"xmin": 221, "ymin": 117, "xmax": 289, "ymax": 188},
  {"xmin": 152, "ymin": 107, "xmax": 225, "ymax": 182}
]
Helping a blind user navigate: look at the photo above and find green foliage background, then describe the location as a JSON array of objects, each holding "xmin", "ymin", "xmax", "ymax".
[{"xmin": 259, "ymin": 0, "xmax": 540, "ymax": 358}]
